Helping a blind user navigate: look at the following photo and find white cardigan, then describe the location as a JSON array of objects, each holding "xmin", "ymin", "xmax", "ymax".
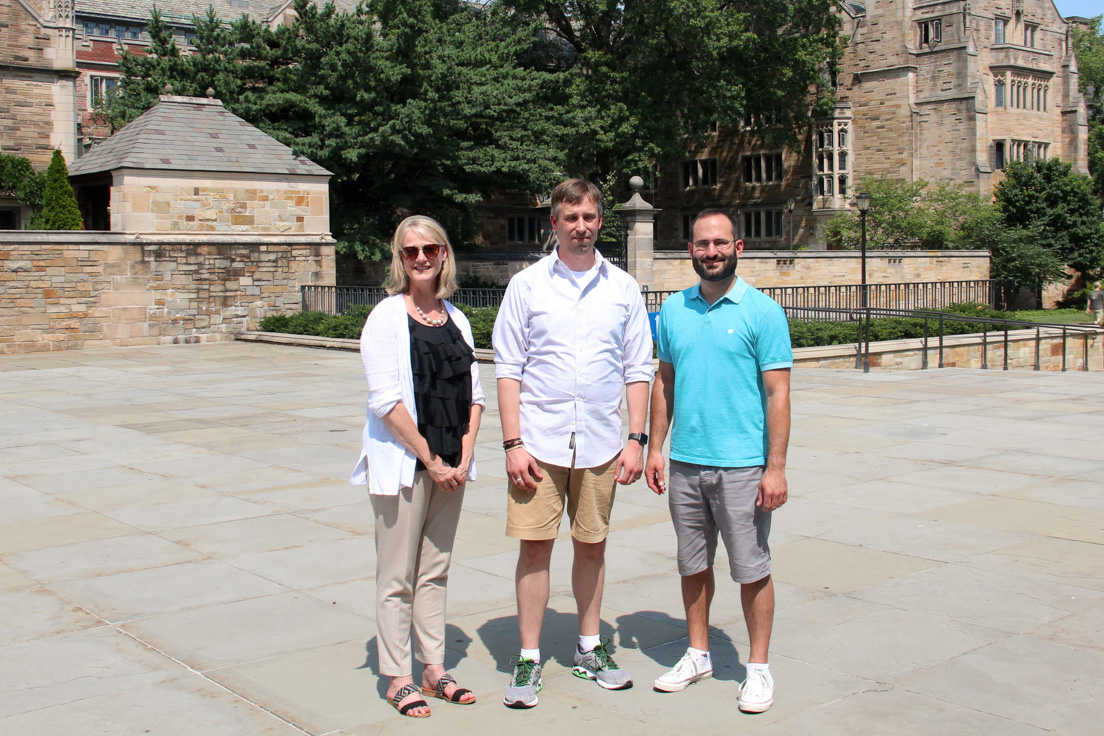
[{"xmin": 349, "ymin": 294, "xmax": 485, "ymax": 495}]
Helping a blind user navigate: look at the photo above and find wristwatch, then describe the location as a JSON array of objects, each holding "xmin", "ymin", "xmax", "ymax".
[{"xmin": 627, "ymin": 432, "xmax": 649, "ymax": 447}]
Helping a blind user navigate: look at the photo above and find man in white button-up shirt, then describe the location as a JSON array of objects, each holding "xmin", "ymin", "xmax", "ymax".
[{"xmin": 493, "ymin": 179, "xmax": 654, "ymax": 708}]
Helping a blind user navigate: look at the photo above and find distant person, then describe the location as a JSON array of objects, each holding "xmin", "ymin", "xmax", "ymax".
[
  {"xmin": 1086, "ymin": 282, "xmax": 1104, "ymax": 326},
  {"xmin": 645, "ymin": 208, "xmax": 792, "ymax": 713},
  {"xmin": 493, "ymin": 178, "xmax": 654, "ymax": 709},
  {"xmin": 350, "ymin": 215, "xmax": 484, "ymax": 718}
]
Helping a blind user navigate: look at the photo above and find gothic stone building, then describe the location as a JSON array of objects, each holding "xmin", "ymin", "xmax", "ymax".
[{"xmin": 644, "ymin": 0, "xmax": 1092, "ymax": 252}]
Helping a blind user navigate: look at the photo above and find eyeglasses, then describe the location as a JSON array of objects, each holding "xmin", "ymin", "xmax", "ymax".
[
  {"xmin": 691, "ymin": 239, "xmax": 735, "ymax": 252},
  {"xmin": 400, "ymin": 244, "xmax": 443, "ymax": 261}
]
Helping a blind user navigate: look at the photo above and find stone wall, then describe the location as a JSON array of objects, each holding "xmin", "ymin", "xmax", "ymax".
[
  {"xmin": 342, "ymin": 248, "xmax": 990, "ymax": 292},
  {"xmin": 795, "ymin": 328, "xmax": 1104, "ymax": 372},
  {"xmin": 0, "ymin": 232, "xmax": 335, "ymax": 354},
  {"xmin": 651, "ymin": 249, "xmax": 990, "ymax": 293},
  {"xmin": 108, "ymin": 171, "xmax": 331, "ymax": 235}
]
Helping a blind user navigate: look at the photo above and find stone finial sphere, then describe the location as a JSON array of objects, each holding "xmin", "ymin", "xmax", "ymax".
[
  {"xmin": 206, "ymin": 88, "xmax": 215, "ymax": 98},
  {"xmin": 629, "ymin": 176, "xmax": 644, "ymax": 191},
  {"xmin": 164, "ymin": 84, "xmax": 173, "ymax": 94}
]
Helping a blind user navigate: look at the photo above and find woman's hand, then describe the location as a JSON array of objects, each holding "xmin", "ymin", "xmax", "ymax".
[
  {"xmin": 451, "ymin": 455, "xmax": 473, "ymax": 491},
  {"xmin": 427, "ymin": 456, "xmax": 460, "ymax": 492}
]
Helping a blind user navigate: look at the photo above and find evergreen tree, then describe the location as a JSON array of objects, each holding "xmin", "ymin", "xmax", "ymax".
[
  {"xmin": 113, "ymin": 0, "xmax": 570, "ymax": 259},
  {"xmin": 39, "ymin": 150, "xmax": 83, "ymax": 231},
  {"xmin": 111, "ymin": 0, "xmax": 843, "ymax": 260}
]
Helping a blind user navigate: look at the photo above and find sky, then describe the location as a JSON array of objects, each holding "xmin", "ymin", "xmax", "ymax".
[{"xmin": 1054, "ymin": 0, "xmax": 1102, "ymax": 19}]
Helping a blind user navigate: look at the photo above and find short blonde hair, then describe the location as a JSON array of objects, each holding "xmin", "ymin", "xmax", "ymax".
[{"xmin": 384, "ymin": 215, "xmax": 458, "ymax": 298}]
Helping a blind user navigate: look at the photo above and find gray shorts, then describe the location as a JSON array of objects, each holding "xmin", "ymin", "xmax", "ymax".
[{"xmin": 668, "ymin": 460, "xmax": 771, "ymax": 584}]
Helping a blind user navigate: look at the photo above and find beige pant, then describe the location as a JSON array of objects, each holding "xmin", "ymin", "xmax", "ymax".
[{"xmin": 371, "ymin": 470, "xmax": 464, "ymax": 676}]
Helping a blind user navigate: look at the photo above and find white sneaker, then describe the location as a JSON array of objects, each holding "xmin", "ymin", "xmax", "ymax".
[
  {"xmin": 653, "ymin": 650, "xmax": 713, "ymax": 692},
  {"xmin": 738, "ymin": 668, "xmax": 774, "ymax": 713}
]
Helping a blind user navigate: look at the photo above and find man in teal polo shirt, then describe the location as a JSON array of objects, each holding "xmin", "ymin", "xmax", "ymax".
[{"xmin": 645, "ymin": 208, "xmax": 792, "ymax": 713}]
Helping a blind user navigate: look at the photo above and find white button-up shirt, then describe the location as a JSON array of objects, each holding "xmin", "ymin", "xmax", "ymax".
[{"xmin": 492, "ymin": 248, "xmax": 654, "ymax": 468}]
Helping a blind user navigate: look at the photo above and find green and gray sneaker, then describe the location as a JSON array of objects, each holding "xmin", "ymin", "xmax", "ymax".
[
  {"xmin": 503, "ymin": 656, "xmax": 542, "ymax": 708},
  {"xmin": 572, "ymin": 637, "xmax": 633, "ymax": 690}
]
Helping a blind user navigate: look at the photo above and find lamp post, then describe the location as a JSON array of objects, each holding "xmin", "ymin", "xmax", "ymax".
[
  {"xmin": 786, "ymin": 198, "xmax": 796, "ymax": 249},
  {"xmin": 856, "ymin": 192, "xmax": 871, "ymax": 373}
]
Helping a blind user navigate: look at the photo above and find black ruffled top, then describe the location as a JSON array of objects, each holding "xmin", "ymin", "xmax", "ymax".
[{"xmin": 409, "ymin": 314, "xmax": 474, "ymax": 470}]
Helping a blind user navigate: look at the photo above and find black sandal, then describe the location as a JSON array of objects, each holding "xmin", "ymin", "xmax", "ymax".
[
  {"xmin": 421, "ymin": 673, "xmax": 476, "ymax": 704},
  {"xmin": 390, "ymin": 683, "xmax": 430, "ymax": 717}
]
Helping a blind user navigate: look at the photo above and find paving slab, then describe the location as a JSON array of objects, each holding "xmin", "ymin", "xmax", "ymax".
[{"xmin": 3, "ymin": 342, "xmax": 1104, "ymax": 735}]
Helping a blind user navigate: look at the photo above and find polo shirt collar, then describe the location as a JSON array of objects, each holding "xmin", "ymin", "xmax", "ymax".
[{"xmin": 690, "ymin": 276, "xmax": 748, "ymax": 307}]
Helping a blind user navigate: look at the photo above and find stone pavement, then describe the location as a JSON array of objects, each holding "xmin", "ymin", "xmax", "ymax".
[{"xmin": 2, "ymin": 342, "xmax": 1103, "ymax": 735}]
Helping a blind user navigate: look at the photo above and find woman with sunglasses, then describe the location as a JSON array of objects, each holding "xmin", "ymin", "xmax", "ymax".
[{"xmin": 350, "ymin": 215, "xmax": 484, "ymax": 717}]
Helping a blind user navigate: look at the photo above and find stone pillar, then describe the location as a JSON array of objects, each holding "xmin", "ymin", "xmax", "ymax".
[{"xmin": 618, "ymin": 176, "xmax": 660, "ymax": 289}]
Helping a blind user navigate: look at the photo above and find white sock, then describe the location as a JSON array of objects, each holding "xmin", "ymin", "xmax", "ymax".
[
  {"xmin": 578, "ymin": 634, "xmax": 601, "ymax": 653},
  {"xmin": 746, "ymin": 662, "xmax": 772, "ymax": 683},
  {"xmin": 520, "ymin": 648, "xmax": 540, "ymax": 663},
  {"xmin": 688, "ymin": 646, "xmax": 711, "ymax": 665}
]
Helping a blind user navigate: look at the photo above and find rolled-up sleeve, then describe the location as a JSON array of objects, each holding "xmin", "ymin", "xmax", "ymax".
[
  {"xmin": 362, "ymin": 309, "xmax": 403, "ymax": 419},
  {"xmin": 493, "ymin": 278, "xmax": 530, "ymax": 381},
  {"xmin": 621, "ymin": 286, "xmax": 655, "ymax": 384}
]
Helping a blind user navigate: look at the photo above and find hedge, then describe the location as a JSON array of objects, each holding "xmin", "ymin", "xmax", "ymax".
[{"xmin": 258, "ymin": 302, "xmax": 1013, "ymax": 351}]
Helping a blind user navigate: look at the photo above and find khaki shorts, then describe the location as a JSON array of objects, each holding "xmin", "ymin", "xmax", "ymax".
[{"xmin": 506, "ymin": 455, "xmax": 618, "ymax": 543}]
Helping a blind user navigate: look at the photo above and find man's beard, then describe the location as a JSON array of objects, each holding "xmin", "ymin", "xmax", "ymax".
[{"xmin": 692, "ymin": 253, "xmax": 738, "ymax": 282}]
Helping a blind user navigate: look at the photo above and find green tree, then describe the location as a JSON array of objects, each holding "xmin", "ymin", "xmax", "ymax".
[
  {"xmin": 953, "ymin": 205, "xmax": 1066, "ymax": 293},
  {"xmin": 994, "ymin": 158, "xmax": 1104, "ymax": 276},
  {"xmin": 823, "ymin": 178, "xmax": 989, "ymax": 250},
  {"xmin": 0, "ymin": 153, "xmax": 47, "ymax": 226},
  {"xmin": 113, "ymin": 0, "xmax": 573, "ymax": 260},
  {"xmin": 39, "ymin": 150, "xmax": 83, "ymax": 231},
  {"xmin": 1071, "ymin": 15, "xmax": 1104, "ymax": 206},
  {"xmin": 501, "ymin": 0, "xmax": 844, "ymax": 183}
]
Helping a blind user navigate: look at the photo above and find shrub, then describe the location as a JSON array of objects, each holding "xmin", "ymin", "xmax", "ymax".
[
  {"xmin": 258, "ymin": 306, "xmax": 370, "ymax": 340},
  {"xmin": 455, "ymin": 303, "xmax": 497, "ymax": 349}
]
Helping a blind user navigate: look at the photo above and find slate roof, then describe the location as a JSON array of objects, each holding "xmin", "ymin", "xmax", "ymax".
[
  {"xmin": 69, "ymin": 96, "xmax": 332, "ymax": 177},
  {"xmin": 77, "ymin": 0, "xmax": 362, "ymax": 24}
]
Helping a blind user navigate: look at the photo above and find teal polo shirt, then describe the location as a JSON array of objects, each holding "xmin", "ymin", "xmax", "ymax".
[{"xmin": 656, "ymin": 277, "xmax": 793, "ymax": 467}]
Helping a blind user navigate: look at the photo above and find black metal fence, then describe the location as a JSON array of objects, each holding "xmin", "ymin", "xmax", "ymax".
[
  {"xmin": 832, "ymin": 306, "xmax": 1102, "ymax": 373},
  {"xmin": 643, "ymin": 279, "xmax": 1013, "ymax": 318},
  {"xmin": 302, "ymin": 285, "xmax": 507, "ymax": 313},
  {"xmin": 305, "ymin": 279, "xmax": 1012, "ymax": 319}
]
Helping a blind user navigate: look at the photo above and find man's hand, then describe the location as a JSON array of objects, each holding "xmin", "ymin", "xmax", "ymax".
[
  {"xmin": 645, "ymin": 450, "xmax": 666, "ymax": 495},
  {"xmin": 505, "ymin": 447, "xmax": 543, "ymax": 492},
  {"xmin": 615, "ymin": 441, "xmax": 644, "ymax": 485},
  {"xmin": 756, "ymin": 466, "xmax": 788, "ymax": 512}
]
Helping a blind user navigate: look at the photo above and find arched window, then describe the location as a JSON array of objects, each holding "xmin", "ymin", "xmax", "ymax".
[{"xmin": 994, "ymin": 80, "xmax": 1005, "ymax": 108}]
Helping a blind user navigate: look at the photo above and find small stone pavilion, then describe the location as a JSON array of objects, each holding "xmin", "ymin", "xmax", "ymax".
[
  {"xmin": 69, "ymin": 94, "xmax": 332, "ymax": 234},
  {"xmin": 0, "ymin": 94, "xmax": 336, "ymax": 353}
]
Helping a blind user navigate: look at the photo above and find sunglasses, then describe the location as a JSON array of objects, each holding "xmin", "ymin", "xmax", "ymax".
[{"xmin": 400, "ymin": 244, "xmax": 443, "ymax": 261}]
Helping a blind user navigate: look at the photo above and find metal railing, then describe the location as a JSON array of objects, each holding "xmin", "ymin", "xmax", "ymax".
[
  {"xmin": 305, "ymin": 279, "xmax": 1010, "ymax": 318},
  {"xmin": 301, "ymin": 285, "xmax": 506, "ymax": 313},
  {"xmin": 644, "ymin": 279, "xmax": 1010, "ymax": 316},
  {"xmin": 794, "ymin": 305, "xmax": 1102, "ymax": 372}
]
